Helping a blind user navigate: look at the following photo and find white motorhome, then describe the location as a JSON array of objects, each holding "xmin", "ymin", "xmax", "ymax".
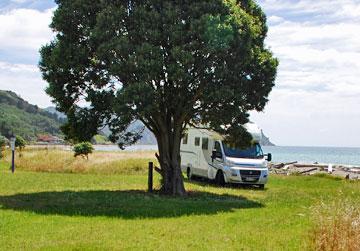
[{"xmin": 180, "ymin": 123, "xmax": 271, "ymax": 188}]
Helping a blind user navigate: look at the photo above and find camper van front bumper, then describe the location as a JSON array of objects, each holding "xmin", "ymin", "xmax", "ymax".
[{"xmin": 226, "ymin": 168, "xmax": 268, "ymax": 184}]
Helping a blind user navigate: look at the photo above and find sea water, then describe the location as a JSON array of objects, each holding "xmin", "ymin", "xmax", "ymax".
[{"xmin": 262, "ymin": 146, "xmax": 360, "ymax": 166}]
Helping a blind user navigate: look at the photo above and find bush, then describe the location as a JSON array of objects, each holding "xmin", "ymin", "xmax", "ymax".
[
  {"xmin": 15, "ymin": 135, "xmax": 26, "ymax": 151},
  {"xmin": 73, "ymin": 142, "xmax": 94, "ymax": 159}
]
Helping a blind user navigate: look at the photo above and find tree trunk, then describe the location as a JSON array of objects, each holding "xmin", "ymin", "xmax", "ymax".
[{"xmin": 155, "ymin": 127, "xmax": 186, "ymax": 196}]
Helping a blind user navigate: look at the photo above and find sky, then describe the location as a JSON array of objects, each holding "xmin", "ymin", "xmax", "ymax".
[{"xmin": 0, "ymin": 0, "xmax": 359, "ymax": 147}]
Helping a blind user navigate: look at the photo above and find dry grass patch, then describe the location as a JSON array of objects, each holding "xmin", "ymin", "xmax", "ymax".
[
  {"xmin": 3, "ymin": 148, "xmax": 157, "ymax": 175},
  {"xmin": 309, "ymin": 197, "xmax": 360, "ymax": 251}
]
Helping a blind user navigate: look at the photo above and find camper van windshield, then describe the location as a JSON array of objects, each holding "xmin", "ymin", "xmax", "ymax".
[{"xmin": 222, "ymin": 143, "xmax": 264, "ymax": 159}]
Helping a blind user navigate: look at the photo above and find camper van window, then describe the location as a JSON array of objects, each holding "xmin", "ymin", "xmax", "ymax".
[
  {"xmin": 202, "ymin": 137, "xmax": 209, "ymax": 150},
  {"xmin": 222, "ymin": 142, "xmax": 264, "ymax": 159},
  {"xmin": 182, "ymin": 134, "xmax": 188, "ymax": 144},
  {"xmin": 214, "ymin": 141, "xmax": 221, "ymax": 153},
  {"xmin": 194, "ymin": 137, "xmax": 200, "ymax": 146}
]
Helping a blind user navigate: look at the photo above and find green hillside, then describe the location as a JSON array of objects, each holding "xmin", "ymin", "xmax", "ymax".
[{"xmin": 0, "ymin": 90, "xmax": 65, "ymax": 141}]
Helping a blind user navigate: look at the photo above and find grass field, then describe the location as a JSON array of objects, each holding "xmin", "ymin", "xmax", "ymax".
[{"xmin": 0, "ymin": 149, "xmax": 359, "ymax": 250}]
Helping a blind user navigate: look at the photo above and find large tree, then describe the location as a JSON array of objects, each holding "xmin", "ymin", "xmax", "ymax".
[{"xmin": 40, "ymin": 0, "xmax": 278, "ymax": 195}]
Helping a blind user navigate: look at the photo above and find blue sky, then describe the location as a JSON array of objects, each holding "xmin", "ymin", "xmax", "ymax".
[{"xmin": 0, "ymin": 0, "xmax": 359, "ymax": 147}]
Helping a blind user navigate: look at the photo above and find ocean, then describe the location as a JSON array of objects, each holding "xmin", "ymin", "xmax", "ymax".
[
  {"xmin": 262, "ymin": 146, "xmax": 360, "ymax": 166},
  {"xmin": 93, "ymin": 145, "xmax": 360, "ymax": 167}
]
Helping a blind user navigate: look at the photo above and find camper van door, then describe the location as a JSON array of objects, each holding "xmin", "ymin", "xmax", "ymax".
[
  {"xmin": 198, "ymin": 136, "xmax": 212, "ymax": 177},
  {"xmin": 209, "ymin": 141, "xmax": 224, "ymax": 179}
]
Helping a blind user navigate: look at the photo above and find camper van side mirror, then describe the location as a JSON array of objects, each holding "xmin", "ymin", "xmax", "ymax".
[
  {"xmin": 211, "ymin": 150, "xmax": 222, "ymax": 161},
  {"xmin": 266, "ymin": 153, "xmax": 272, "ymax": 162},
  {"xmin": 212, "ymin": 150, "xmax": 222, "ymax": 158},
  {"xmin": 211, "ymin": 150, "xmax": 216, "ymax": 162}
]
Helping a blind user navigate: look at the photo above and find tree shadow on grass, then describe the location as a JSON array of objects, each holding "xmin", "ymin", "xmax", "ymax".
[{"xmin": 0, "ymin": 190, "xmax": 263, "ymax": 219}]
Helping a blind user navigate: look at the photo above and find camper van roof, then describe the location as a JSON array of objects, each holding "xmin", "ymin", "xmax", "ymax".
[{"xmin": 187, "ymin": 123, "xmax": 262, "ymax": 142}]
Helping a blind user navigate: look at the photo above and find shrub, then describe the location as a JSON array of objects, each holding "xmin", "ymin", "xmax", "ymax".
[
  {"xmin": 14, "ymin": 135, "xmax": 27, "ymax": 157},
  {"xmin": 15, "ymin": 135, "xmax": 26, "ymax": 150},
  {"xmin": 73, "ymin": 142, "xmax": 94, "ymax": 159}
]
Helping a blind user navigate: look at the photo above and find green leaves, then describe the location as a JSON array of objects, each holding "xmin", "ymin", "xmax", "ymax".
[
  {"xmin": 40, "ymin": 0, "xmax": 277, "ymax": 149},
  {"xmin": 204, "ymin": 14, "xmax": 235, "ymax": 50}
]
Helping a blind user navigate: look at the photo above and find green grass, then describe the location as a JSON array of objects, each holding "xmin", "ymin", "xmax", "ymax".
[{"xmin": 0, "ymin": 152, "xmax": 359, "ymax": 250}]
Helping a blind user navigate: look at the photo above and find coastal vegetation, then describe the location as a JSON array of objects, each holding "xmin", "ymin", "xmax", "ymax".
[{"xmin": 0, "ymin": 148, "xmax": 359, "ymax": 250}]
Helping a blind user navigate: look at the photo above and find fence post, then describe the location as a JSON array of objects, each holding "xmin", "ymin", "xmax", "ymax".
[
  {"xmin": 148, "ymin": 162, "xmax": 153, "ymax": 192},
  {"xmin": 11, "ymin": 149, "xmax": 15, "ymax": 173},
  {"xmin": 10, "ymin": 136, "xmax": 16, "ymax": 173}
]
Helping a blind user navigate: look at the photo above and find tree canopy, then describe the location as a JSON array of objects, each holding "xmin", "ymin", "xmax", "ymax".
[{"xmin": 40, "ymin": 0, "xmax": 278, "ymax": 195}]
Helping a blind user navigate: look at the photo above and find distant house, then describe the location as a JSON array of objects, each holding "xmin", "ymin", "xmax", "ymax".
[{"xmin": 37, "ymin": 134, "xmax": 64, "ymax": 144}]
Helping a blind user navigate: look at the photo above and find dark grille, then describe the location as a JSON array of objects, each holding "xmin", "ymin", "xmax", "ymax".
[{"xmin": 240, "ymin": 170, "xmax": 261, "ymax": 182}]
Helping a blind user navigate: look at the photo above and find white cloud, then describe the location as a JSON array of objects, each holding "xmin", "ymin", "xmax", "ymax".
[
  {"xmin": 260, "ymin": 0, "xmax": 360, "ymax": 22},
  {"xmin": 0, "ymin": 8, "xmax": 54, "ymax": 51},
  {"xmin": 0, "ymin": 61, "xmax": 51, "ymax": 107},
  {"xmin": 267, "ymin": 15, "xmax": 285, "ymax": 24},
  {"xmin": 252, "ymin": 0, "xmax": 360, "ymax": 147},
  {"xmin": 11, "ymin": 0, "xmax": 29, "ymax": 3},
  {"xmin": 0, "ymin": 7, "xmax": 54, "ymax": 107}
]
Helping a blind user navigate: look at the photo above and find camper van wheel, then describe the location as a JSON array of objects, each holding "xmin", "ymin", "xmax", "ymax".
[
  {"xmin": 259, "ymin": 184, "xmax": 265, "ymax": 189},
  {"xmin": 215, "ymin": 170, "xmax": 225, "ymax": 187},
  {"xmin": 187, "ymin": 167, "xmax": 192, "ymax": 180}
]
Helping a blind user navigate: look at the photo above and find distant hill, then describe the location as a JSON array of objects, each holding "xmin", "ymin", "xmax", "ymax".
[
  {"xmin": 91, "ymin": 120, "xmax": 157, "ymax": 145},
  {"xmin": 44, "ymin": 106, "xmax": 67, "ymax": 119},
  {"xmin": 45, "ymin": 103, "xmax": 275, "ymax": 146},
  {"xmin": 260, "ymin": 130, "xmax": 275, "ymax": 146},
  {"xmin": 0, "ymin": 90, "xmax": 65, "ymax": 141}
]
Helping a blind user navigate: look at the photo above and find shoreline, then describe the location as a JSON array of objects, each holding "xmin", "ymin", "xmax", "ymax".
[{"xmin": 269, "ymin": 162, "xmax": 360, "ymax": 180}]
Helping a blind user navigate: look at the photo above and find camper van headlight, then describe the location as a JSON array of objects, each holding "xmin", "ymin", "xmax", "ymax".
[{"xmin": 230, "ymin": 168, "xmax": 238, "ymax": 176}]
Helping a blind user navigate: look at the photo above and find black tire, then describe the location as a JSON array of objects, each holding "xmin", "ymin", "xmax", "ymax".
[
  {"xmin": 215, "ymin": 170, "xmax": 225, "ymax": 187},
  {"xmin": 259, "ymin": 184, "xmax": 265, "ymax": 189},
  {"xmin": 187, "ymin": 167, "xmax": 192, "ymax": 180}
]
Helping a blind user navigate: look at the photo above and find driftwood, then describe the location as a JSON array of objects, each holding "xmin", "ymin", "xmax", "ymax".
[
  {"xmin": 350, "ymin": 169, "xmax": 360, "ymax": 174},
  {"xmin": 269, "ymin": 162, "xmax": 360, "ymax": 180},
  {"xmin": 298, "ymin": 168, "xmax": 318, "ymax": 174},
  {"xmin": 273, "ymin": 161, "xmax": 298, "ymax": 169},
  {"xmin": 293, "ymin": 164, "xmax": 328, "ymax": 168}
]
